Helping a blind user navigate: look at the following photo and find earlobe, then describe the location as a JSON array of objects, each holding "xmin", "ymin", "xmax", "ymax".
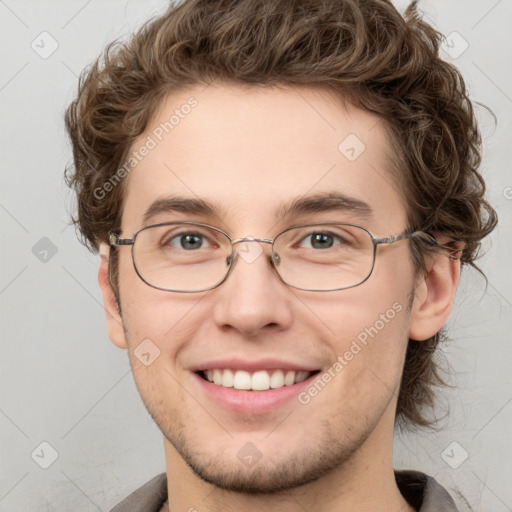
[
  {"xmin": 408, "ymin": 241, "xmax": 463, "ymax": 341},
  {"xmin": 98, "ymin": 244, "xmax": 127, "ymax": 349}
]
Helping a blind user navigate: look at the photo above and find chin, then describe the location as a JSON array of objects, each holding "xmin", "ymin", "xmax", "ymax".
[{"xmin": 164, "ymin": 429, "xmax": 362, "ymax": 495}]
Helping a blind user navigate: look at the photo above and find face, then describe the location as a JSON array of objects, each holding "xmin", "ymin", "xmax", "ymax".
[{"xmin": 102, "ymin": 84, "xmax": 448, "ymax": 493}]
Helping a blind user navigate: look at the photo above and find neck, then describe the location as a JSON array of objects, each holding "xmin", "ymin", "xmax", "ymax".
[{"xmin": 161, "ymin": 412, "xmax": 414, "ymax": 512}]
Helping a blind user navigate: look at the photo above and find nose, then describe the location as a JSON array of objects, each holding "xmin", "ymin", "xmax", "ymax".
[{"xmin": 212, "ymin": 240, "xmax": 293, "ymax": 337}]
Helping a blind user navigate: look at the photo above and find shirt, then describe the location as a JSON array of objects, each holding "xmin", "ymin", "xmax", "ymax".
[{"xmin": 110, "ymin": 470, "xmax": 459, "ymax": 511}]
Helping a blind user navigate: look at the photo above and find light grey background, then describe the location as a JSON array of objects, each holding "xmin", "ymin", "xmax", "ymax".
[{"xmin": 0, "ymin": 0, "xmax": 511, "ymax": 510}]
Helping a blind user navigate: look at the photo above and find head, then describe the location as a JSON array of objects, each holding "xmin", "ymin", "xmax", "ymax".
[{"xmin": 65, "ymin": 0, "xmax": 497, "ymax": 493}]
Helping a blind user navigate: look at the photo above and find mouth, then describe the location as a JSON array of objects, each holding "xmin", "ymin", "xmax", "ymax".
[
  {"xmin": 197, "ymin": 368, "xmax": 321, "ymax": 391},
  {"xmin": 190, "ymin": 359, "xmax": 324, "ymax": 414}
]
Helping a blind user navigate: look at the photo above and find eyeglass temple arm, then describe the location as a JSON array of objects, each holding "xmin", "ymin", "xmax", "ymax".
[
  {"xmin": 374, "ymin": 231, "xmax": 438, "ymax": 246},
  {"xmin": 375, "ymin": 231, "xmax": 462, "ymax": 260},
  {"xmin": 109, "ymin": 234, "xmax": 134, "ymax": 247}
]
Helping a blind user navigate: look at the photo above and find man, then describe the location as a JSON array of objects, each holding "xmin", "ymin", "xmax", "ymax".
[{"xmin": 64, "ymin": 0, "xmax": 497, "ymax": 510}]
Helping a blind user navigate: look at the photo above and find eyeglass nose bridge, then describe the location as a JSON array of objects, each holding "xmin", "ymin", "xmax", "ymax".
[
  {"xmin": 227, "ymin": 236, "xmax": 280, "ymax": 266},
  {"xmin": 231, "ymin": 236, "xmax": 273, "ymax": 245}
]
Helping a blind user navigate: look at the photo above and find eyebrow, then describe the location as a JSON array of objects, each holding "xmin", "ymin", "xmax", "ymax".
[
  {"xmin": 277, "ymin": 192, "xmax": 373, "ymax": 221},
  {"xmin": 142, "ymin": 192, "xmax": 373, "ymax": 226},
  {"xmin": 142, "ymin": 196, "xmax": 223, "ymax": 225}
]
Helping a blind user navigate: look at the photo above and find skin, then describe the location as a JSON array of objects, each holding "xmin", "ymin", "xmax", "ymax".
[{"xmin": 98, "ymin": 84, "xmax": 461, "ymax": 512}]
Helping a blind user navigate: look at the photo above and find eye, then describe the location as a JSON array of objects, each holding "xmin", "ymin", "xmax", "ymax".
[
  {"xmin": 299, "ymin": 231, "xmax": 346, "ymax": 250},
  {"xmin": 164, "ymin": 231, "xmax": 214, "ymax": 250}
]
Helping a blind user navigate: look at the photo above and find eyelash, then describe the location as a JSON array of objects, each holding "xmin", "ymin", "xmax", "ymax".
[{"xmin": 162, "ymin": 230, "xmax": 349, "ymax": 250}]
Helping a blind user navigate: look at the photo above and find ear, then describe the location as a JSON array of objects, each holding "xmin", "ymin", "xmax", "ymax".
[
  {"xmin": 98, "ymin": 244, "xmax": 127, "ymax": 349},
  {"xmin": 408, "ymin": 238, "xmax": 464, "ymax": 341}
]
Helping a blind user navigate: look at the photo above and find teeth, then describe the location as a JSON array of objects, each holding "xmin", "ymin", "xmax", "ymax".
[
  {"xmin": 251, "ymin": 371, "xmax": 270, "ymax": 391},
  {"xmin": 270, "ymin": 370, "xmax": 284, "ymax": 388},
  {"xmin": 202, "ymin": 369, "xmax": 313, "ymax": 390},
  {"xmin": 233, "ymin": 370, "xmax": 252, "ymax": 390},
  {"xmin": 213, "ymin": 369, "xmax": 222, "ymax": 385},
  {"xmin": 221, "ymin": 369, "xmax": 234, "ymax": 387},
  {"xmin": 284, "ymin": 370, "xmax": 295, "ymax": 386},
  {"xmin": 295, "ymin": 370, "xmax": 310, "ymax": 383}
]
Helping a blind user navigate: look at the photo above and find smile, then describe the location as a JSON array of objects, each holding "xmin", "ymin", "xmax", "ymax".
[{"xmin": 199, "ymin": 369, "xmax": 318, "ymax": 390}]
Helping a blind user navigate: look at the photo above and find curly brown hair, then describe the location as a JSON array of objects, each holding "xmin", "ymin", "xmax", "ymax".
[{"xmin": 64, "ymin": 0, "xmax": 497, "ymax": 428}]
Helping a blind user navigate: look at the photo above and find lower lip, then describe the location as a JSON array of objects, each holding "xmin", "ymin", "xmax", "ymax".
[{"xmin": 191, "ymin": 372, "xmax": 318, "ymax": 414}]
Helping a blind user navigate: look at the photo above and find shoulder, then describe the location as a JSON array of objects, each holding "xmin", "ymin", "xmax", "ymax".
[
  {"xmin": 395, "ymin": 469, "xmax": 460, "ymax": 511},
  {"xmin": 110, "ymin": 473, "xmax": 168, "ymax": 512}
]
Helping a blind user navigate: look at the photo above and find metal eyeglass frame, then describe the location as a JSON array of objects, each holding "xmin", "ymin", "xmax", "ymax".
[{"xmin": 109, "ymin": 221, "xmax": 438, "ymax": 293}]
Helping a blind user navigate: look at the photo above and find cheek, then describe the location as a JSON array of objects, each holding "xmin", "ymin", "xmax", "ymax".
[
  {"xmin": 309, "ymin": 299, "xmax": 411, "ymax": 432},
  {"xmin": 319, "ymin": 293, "xmax": 410, "ymax": 379},
  {"xmin": 313, "ymin": 249, "xmax": 414, "ymax": 386},
  {"xmin": 119, "ymin": 288, "xmax": 201, "ymax": 412},
  {"xmin": 116, "ymin": 251, "xmax": 199, "ymax": 364},
  {"xmin": 121, "ymin": 288, "xmax": 204, "ymax": 352},
  {"xmin": 318, "ymin": 257, "xmax": 413, "ymax": 346}
]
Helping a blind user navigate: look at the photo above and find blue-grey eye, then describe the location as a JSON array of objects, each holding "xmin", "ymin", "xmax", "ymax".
[
  {"xmin": 167, "ymin": 232, "xmax": 210, "ymax": 250},
  {"xmin": 301, "ymin": 232, "xmax": 339, "ymax": 249}
]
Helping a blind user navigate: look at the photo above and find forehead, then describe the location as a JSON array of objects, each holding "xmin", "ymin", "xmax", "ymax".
[{"xmin": 122, "ymin": 84, "xmax": 407, "ymax": 234}]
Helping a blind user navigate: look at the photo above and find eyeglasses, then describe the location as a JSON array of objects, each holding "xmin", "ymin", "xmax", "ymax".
[{"xmin": 109, "ymin": 221, "xmax": 437, "ymax": 293}]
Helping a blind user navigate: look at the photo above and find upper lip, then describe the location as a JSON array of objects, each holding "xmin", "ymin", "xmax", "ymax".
[{"xmin": 190, "ymin": 358, "xmax": 320, "ymax": 373}]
